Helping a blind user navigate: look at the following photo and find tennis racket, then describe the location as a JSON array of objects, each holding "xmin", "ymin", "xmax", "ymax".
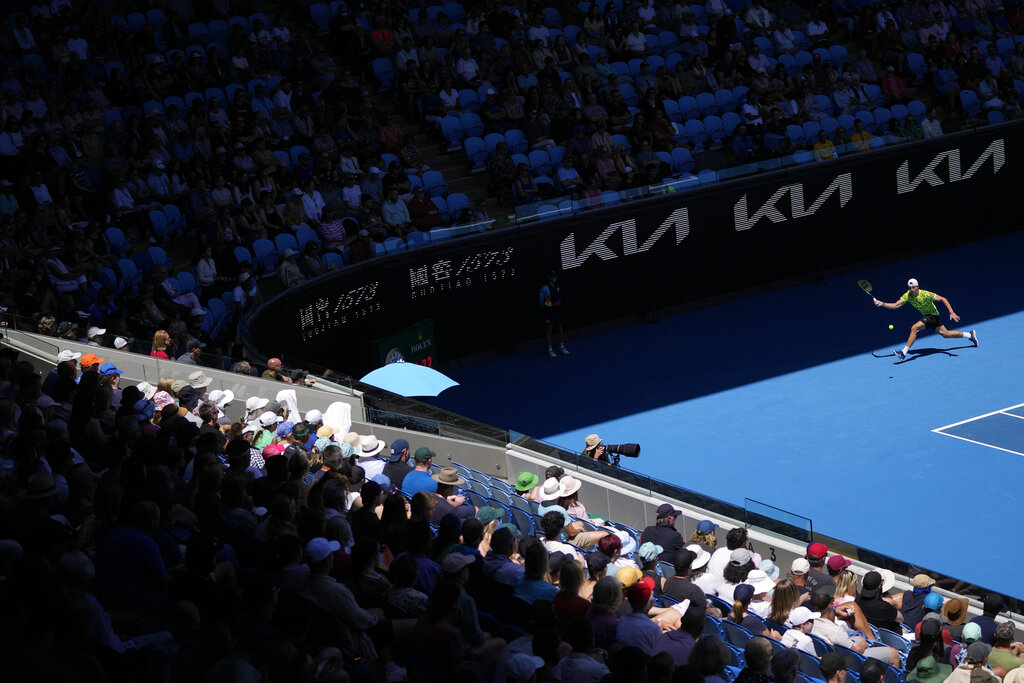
[{"xmin": 857, "ymin": 279, "xmax": 878, "ymax": 302}]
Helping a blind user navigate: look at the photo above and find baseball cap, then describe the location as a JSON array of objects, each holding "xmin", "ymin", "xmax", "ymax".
[
  {"xmin": 616, "ymin": 565, "xmax": 643, "ymax": 588},
  {"xmin": 962, "ymin": 622, "xmax": 982, "ymax": 643},
  {"xmin": 656, "ymin": 503, "xmax": 682, "ymax": 518},
  {"xmin": 98, "ymin": 362, "xmax": 121, "ymax": 376},
  {"xmin": 586, "ymin": 552, "xmax": 611, "ymax": 574},
  {"xmin": 908, "ymin": 278, "xmax": 919, "ymax": 287},
  {"xmin": 245, "ymin": 396, "xmax": 270, "ymax": 412},
  {"xmin": 413, "ymin": 446, "xmax": 435, "ymax": 462},
  {"xmin": 56, "ymin": 350, "xmax": 81, "ymax": 363},
  {"xmin": 259, "ymin": 411, "xmax": 283, "ymax": 427},
  {"xmin": 638, "ymin": 542, "xmax": 664, "ymax": 563},
  {"xmin": 305, "ymin": 537, "xmax": 341, "ymax": 562},
  {"xmin": 389, "ymin": 438, "xmax": 410, "ymax": 462},
  {"xmin": 791, "ymin": 558, "xmax": 811, "ymax": 575},
  {"xmin": 994, "ymin": 621, "xmax": 1016, "ymax": 641},
  {"xmin": 787, "ymin": 606, "xmax": 820, "ymax": 627},
  {"xmin": 87, "ymin": 326, "xmax": 106, "ymax": 338},
  {"xmin": 860, "ymin": 570, "xmax": 883, "ymax": 598},
  {"xmin": 305, "ymin": 409, "xmax": 323, "ymax": 424},
  {"xmin": 923, "ymin": 593, "xmax": 943, "ymax": 611},
  {"xmin": 625, "ymin": 576, "xmax": 655, "ymax": 604},
  {"xmin": 913, "ymin": 574, "xmax": 936, "ymax": 589},
  {"xmin": 828, "ymin": 555, "xmax": 852, "ymax": 572},
  {"xmin": 729, "ymin": 548, "xmax": 754, "ymax": 566},
  {"xmin": 276, "ymin": 421, "xmax": 295, "ymax": 437},
  {"xmin": 114, "ymin": 336, "xmax": 129, "ymax": 349},
  {"xmin": 476, "ymin": 506, "xmax": 504, "ymax": 525},
  {"xmin": 80, "ymin": 353, "xmax": 104, "ymax": 368},
  {"xmin": 441, "ymin": 552, "xmax": 475, "ymax": 574},
  {"xmin": 696, "ymin": 519, "xmax": 718, "ymax": 533},
  {"xmin": 806, "ymin": 542, "xmax": 828, "ymax": 560}
]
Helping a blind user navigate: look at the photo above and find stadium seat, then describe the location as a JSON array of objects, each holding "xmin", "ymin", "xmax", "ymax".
[
  {"xmin": 422, "ymin": 170, "xmax": 448, "ymax": 198},
  {"xmin": 459, "ymin": 111, "xmax": 484, "ymax": 138},
  {"xmin": 528, "ymin": 150, "xmax": 552, "ymax": 176},
  {"xmin": 383, "ymin": 236, "xmax": 407, "ymax": 254},
  {"xmin": 441, "ymin": 116, "xmax": 466, "ymax": 151},
  {"xmin": 274, "ymin": 234, "xmax": 299, "ymax": 257}
]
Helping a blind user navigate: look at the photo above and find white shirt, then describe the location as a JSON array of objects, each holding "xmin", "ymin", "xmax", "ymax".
[
  {"xmin": 922, "ymin": 117, "xmax": 943, "ymax": 138},
  {"xmin": 66, "ymin": 36, "xmax": 89, "ymax": 61},
  {"xmin": 807, "ymin": 20, "xmax": 828, "ymax": 37},
  {"xmin": 781, "ymin": 628, "xmax": 818, "ymax": 656},
  {"xmin": 527, "ymin": 24, "xmax": 551, "ymax": 45},
  {"xmin": 301, "ymin": 190, "xmax": 324, "ymax": 222},
  {"xmin": 196, "ymin": 258, "xmax": 217, "ymax": 286},
  {"xmin": 356, "ymin": 456, "xmax": 385, "ymax": 480},
  {"xmin": 456, "ymin": 58, "xmax": 479, "ymax": 80},
  {"xmin": 272, "ymin": 89, "xmax": 292, "ymax": 112}
]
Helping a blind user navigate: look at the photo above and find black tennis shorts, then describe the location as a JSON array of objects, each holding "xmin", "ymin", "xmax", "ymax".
[
  {"xmin": 543, "ymin": 307, "xmax": 563, "ymax": 325},
  {"xmin": 921, "ymin": 314, "xmax": 942, "ymax": 330}
]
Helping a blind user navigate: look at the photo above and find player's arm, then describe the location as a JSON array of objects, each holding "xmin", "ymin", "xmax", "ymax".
[
  {"xmin": 874, "ymin": 298, "xmax": 904, "ymax": 309},
  {"xmin": 933, "ymin": 293, "xmax": 960, "ymax": 322}
]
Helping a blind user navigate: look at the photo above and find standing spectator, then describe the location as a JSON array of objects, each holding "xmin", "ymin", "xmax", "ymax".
[{"xmin": 640, "ymin": 503, "xmax": 685, "ymax": 562}]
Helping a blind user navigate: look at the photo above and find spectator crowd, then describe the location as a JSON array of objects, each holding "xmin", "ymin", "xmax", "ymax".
[{"xmin": 0, "ymin": 341, "xmax": 1022, "ymax": 682}]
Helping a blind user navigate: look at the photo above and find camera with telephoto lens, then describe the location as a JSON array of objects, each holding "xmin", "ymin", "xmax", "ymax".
[{"xmin": 601, "ymin": 443, "xmax": 641, "ymax": 466}]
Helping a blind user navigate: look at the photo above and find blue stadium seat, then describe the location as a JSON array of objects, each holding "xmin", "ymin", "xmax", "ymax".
[
  {"xmin": 464, "ymin": 137, "xmax": 488, "ymax": 168},
  {"xmin": 528, "ymin": 149, "xmax": 552, "ymax": 176},
  {"xmin": 422, "ymin": 170, "xmax": 448, "ymax": 198},
  {"xmin": 441, "ymin": 116, "xmax": 465, "ymax": 150}
]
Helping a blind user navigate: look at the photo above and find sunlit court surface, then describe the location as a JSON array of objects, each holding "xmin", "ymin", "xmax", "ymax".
[{"xmin": 433, "ymin": 230, "xmax": 1024, "ymax": 599}]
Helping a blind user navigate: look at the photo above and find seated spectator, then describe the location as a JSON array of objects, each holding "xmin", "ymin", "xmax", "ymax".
[
  {"xmin": 813, "ymin": 130, "xmax": 838, "ymax": 160},
  {"xmin": 881, "ymin": 66, "xmax": 909, "ymax": 105},
  {"xmin": 407, "ymin": 186, "xmax": 442, "ymax": 230}
]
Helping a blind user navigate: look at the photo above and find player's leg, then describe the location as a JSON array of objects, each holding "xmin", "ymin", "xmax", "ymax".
[
  {"xmin": 556, "ymin": 321, "xmax": 569, "ymax": 354},
  {"xmin": 936, "ymin": 325, "xmax": 976, "ymax": 343},
  {"xmin": 905, "ymin": 320, "xmax": 926, "ymax": 349},
  {"xmin": 895, "ymin": 321, "xmax": 927, "ymax": 360},
  {"xmin": 545, "ymin": 321, "xmax": 556, "ymax": 357}
]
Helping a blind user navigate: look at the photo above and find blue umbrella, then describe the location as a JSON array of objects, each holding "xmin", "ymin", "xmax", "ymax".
[{"xmin": 359, "ymin": 361, "xmax": 459, "ymax": 397}]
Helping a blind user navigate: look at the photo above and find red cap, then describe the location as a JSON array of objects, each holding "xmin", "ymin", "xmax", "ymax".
[
  {"xmin": 827, "ymin": 555, "xmax": 851, "ymax": 572},
  {"xmin": 625, "ymin": 576, "xmax": 655, "ymax": 604},
  {"xmin": 807, "ymin": 542, "xmax": 828, "ymax": 561},
  {"xmin": 262, "ymin": 444, "xmax": 286, "ymax": 458}
]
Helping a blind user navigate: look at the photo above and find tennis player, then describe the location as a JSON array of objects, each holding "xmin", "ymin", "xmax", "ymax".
[{"xmin": 874, "ymin": 278, "xmax": 977, "ymax": 360}]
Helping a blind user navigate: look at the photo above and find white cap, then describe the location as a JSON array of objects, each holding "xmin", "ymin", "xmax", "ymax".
[
  {"xmin": 56, "ymin": 350, "xmax": 81, "ymax": 363},
  {"xmin": 305, "ymin": 409, "xmax": 323, "ymax": 424},
  {"xmin": 258, "ymin": 411, "xmax": 283, "ymax": 427},
  {"xmin": 245, "ymin": 396, "xmax": 269, "ymax": 412},
  {"xmin": 242, "ymin": 421, "xmax": 260, "ymax": 435},
  {"xmin": 87, "ymin": 326, "xmax": 106, "ymax": 338},
  {"xmin": 114, "ymin": 336, "xmax": 129, "ymax": 349},
  {"xmin": 908, "ymin": 278, "xmax": 919, "ymax": 287},
  {"xmin": 786, "ymin": 606, "xmax": 821, "ymax": 627},
  {"xmin": 791, "ymin": 557, "xmax": 811, "ymax": 575}
]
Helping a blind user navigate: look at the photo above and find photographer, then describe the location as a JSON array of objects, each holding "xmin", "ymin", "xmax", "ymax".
[{"xmin": 582, "ymin": 434, "xmax": 640, "ymax": 466}]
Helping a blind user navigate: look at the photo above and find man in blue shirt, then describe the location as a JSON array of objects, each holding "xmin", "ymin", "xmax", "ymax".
[{"xmin": 400, "ymin": 447, "xmax": 436, "ymax": 497}]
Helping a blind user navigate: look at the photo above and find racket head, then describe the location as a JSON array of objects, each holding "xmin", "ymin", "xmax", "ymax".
[{"xmin": 857, "ymin": 279, "xmax": 874, "ymax": 294}]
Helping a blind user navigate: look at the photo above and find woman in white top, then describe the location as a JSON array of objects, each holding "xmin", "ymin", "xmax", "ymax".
[
  {"xmin": 625, "ymin": 23, "xmax": 648, "ymax": 58},
  {"xmin": 195, "ymin": 246, "xmax": 219, "ymax": 290}
]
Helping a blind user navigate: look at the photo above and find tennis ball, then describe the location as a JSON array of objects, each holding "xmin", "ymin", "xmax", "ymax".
[{"xmin": 888, "ymin": 324, "xmax": 894, "ymax": 330}]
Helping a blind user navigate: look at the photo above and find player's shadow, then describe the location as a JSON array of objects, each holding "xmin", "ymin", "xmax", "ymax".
[{"xmin": 896, "ymin": 346, "xmax": 966, "ymax": 363}]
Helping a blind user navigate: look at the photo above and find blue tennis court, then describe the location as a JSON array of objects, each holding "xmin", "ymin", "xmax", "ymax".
[{"xmin": 433, "ymin": 230, "xmax": 1024, "ymax": 599}]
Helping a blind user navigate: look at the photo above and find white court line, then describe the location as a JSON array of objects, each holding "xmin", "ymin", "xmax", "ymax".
[
  {"xmin": 932, "ymin": 402, "xmax": 1024, "ymax": 432},
  {"xmin": 931, "ymin": 431, "xmax": 1024, "ymax": 457},
  {"xmin": 1003, "ymin": 412, "xmax": 1024, "ymax": 421}
]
